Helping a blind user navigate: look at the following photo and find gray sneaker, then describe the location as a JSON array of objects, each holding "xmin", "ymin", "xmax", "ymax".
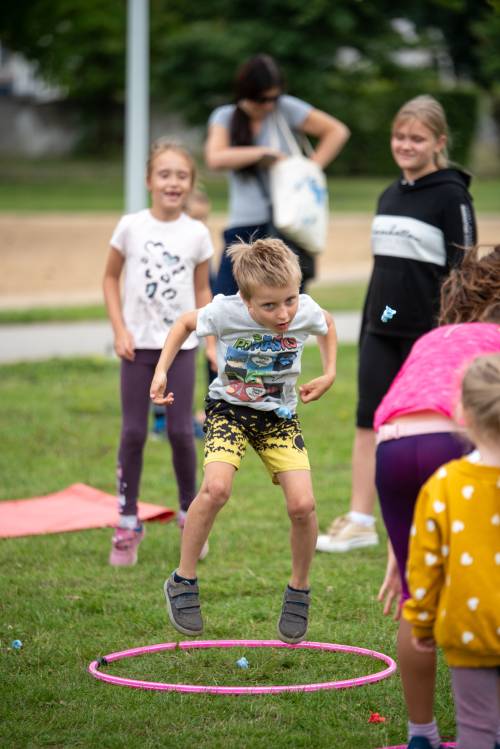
[
  {"xmin": 164, "ymin": 573, "xmax": 203, "ymax": 636},
  {"xmin": 277, "ymin": 587, "xmax": 311, "ymax": 644}
]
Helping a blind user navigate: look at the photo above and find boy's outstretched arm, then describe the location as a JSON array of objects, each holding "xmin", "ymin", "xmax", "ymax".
[
  {"xmin": 150, "ymin": 310, "xmax": 198, "ymax": 405},
  {"xmin": 299, "ymin": 311, "xmax": 337, "ymax": 403}
]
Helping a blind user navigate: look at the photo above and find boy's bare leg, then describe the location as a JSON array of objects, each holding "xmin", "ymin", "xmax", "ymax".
[
  {"xmin": 178, "ymin": 461, "xmax": 235, "ymax": 579},
  {"xmin": 278, "ymin": 469, "xmax": 317, "ymax": 589}
]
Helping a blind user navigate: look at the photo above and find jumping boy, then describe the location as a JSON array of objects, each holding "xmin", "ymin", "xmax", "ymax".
[{"xmin": 150, "ymin": 238, "xmax": 337, "ymax": 643}]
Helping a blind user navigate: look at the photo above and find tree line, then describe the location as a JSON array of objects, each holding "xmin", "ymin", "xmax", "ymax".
[{"xmin": 1, "ymin": 0, "xmax": 499, "ymax": 164}]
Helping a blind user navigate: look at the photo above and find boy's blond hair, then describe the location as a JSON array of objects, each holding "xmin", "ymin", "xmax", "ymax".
[
  {"xmin": 462, "ymin": 353, "xmax": 500, "ymax": 444},
  {"xmin": 227, "ymin": 238, "xmax": 302, "ymax": 299}
]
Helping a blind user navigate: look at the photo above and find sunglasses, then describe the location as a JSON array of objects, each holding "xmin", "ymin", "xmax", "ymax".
[{"xmin": 251, "ymin": 93, "xmax": 281, "ymax": 104}]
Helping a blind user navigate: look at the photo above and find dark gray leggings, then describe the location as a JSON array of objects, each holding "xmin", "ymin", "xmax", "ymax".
[
  {"xmin": 117, "ymin": 348, "xmax": 197, "ymax": 515},
  {"xmin": 451, "ymin": 666, "xmax": 500, "ymax": 749}
]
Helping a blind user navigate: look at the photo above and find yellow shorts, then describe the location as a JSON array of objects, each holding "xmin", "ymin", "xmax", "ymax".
[{"xmin": 203, "ymin": 399, "xmax": 310, "ymax": 484}]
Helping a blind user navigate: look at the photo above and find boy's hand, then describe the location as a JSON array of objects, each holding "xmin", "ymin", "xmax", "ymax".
[
  {"xmin": 411, "ymin": 635, "xmax": 436, "ymax": 653},
  {"xmin": 299, "ymin": 374, "xmax": 334, "ymax": 403},
  {"xmin": 150, "ymin": 372, "xmax": 175, "ymax": 406},
  {"xmin": 114, "ymin": 329, "xmax": 135, "ymax": 361}
]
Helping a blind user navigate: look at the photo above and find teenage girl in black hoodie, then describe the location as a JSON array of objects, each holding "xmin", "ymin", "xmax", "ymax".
[{"xmin": 317, "ymin": 96, "xmax": 477, "ymax": 564}]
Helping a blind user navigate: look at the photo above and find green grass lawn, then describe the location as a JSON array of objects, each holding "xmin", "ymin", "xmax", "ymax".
[
  {"xmin": 0, "ymin": 282, "xmax": 368, "ymax": 325},
  {"xmin": 0, "ymin": 304, "xmax": 109, "ymax": 325},
  {"xmin": 1, "ymin": 157, "xmax": 499, "ymax": 213},
  {"xmin": 308, "ymin": 280, "xmax": 367, "ymax": 313},
  {"xmin": 0, "ymin": 347, "xmax": 456, "ymax": 748}
]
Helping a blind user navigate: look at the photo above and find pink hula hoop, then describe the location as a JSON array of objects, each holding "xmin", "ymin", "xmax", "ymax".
[{"xmin": 88, "ymin": 639, "xmax": 397, "ymax": 695}]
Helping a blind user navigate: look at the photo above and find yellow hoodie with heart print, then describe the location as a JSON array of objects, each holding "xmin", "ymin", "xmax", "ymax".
[{"xmin": 403, "ymin": 455, "xmax": 500, "ymax": 668}]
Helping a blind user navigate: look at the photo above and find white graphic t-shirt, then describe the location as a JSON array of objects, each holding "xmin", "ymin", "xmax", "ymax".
[
  {"xmin": 197, "ymin": 293, "xmax": 328, "ymax": 412},
  {"xmin": 111, "ymin": 210, "xmax": 213, "ymax": 349}
]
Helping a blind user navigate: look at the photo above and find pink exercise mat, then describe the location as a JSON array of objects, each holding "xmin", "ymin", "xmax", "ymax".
[{"xmin": 0, "ymin": 483, "xmax": 174, "ymax": 537}]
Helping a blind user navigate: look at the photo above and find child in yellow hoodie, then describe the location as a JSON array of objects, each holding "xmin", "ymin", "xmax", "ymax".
[{"xmin": 404, "ymin": 353, "xmax": 500, "ymax": 749}]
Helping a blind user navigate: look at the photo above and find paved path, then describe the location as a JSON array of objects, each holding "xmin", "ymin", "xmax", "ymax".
[{"xmin": 0, "ymin": 312, "xmax": 360, "ymax": 364}]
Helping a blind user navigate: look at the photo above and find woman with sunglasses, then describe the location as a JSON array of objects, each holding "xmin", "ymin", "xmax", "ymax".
[{"xmin": 205, "ymin": 53, "xmax": 350, "ymax": 295}]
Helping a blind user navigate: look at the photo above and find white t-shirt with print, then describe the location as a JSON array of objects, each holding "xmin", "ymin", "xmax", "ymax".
[
  {"xmin": 196, "ymin": 293, "xmax": 328, "ymax": 412},
  {"xmin": 111, "ymin": 210, "xmax": 214, "ymax": 349}
]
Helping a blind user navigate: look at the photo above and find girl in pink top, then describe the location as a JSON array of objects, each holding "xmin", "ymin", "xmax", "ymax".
[
  {"xmin": 374, "ymin": 245, "xmax": 500, "ymax": 749},
  {"xmin": 375, "ymin": 322, "xmax": 500, "ymax": 431}
]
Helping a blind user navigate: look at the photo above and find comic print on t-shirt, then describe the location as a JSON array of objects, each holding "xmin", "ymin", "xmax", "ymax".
[{"xmin": 222, "ymin": 333, "xmax": 298, "ymax": 404}]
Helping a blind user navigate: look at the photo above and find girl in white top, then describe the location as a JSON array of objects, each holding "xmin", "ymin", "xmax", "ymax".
[{"xmin": 103, "ymin": 139, "xmax": 215, "ymax": 566}]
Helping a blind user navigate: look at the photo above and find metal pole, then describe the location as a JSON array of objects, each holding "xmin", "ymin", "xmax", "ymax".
[{"xmin": 125, "ymin": 0, "xmax": 149, "ymax": 212}]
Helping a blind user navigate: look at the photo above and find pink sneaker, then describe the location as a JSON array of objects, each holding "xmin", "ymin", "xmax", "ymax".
[{"xmin": 109, "ymin": 525, "xmax": 145, "ymax": 566}]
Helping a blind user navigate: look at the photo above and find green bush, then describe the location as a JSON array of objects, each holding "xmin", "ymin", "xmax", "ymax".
[{"xmin": 321, "ymin": 82, "xmax": 480, "ymax": 176}]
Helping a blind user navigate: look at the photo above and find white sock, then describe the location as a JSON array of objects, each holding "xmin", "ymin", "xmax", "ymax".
[
  {"xmin": 118, "ymin": 514, "xmax": 138, "ymax": 530},
  {"xmin": 348, "ymin": 511, "xmax": 375, "ymax": 527},
  {"xmin": 408, "ymin": 719, "xmax": 441, "ymax": 749}
]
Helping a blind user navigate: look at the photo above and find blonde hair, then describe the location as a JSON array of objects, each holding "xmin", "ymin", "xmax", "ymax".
[
  {"xmin": 146, "ymin": 138, "xmax": 196, "ymax": 186},
  {"xmin": 462, "ymin": 353, "xmax": 500, "ymax": 443},
  {"xmin": 392, "ymin": 95, "xmax": 449, "ymax": 169},
  {"xmin": 227, "ymin": 238, "xmax": 302, "ymax": 299},
  {"xmin": 438, "ymin": 244, "xmax": 500, "ymax": 325}
]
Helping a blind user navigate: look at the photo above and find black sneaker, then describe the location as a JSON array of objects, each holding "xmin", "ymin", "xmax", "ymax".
[
  {"xmin": 277, "ymin": 586, "xmax": 310, "ymax": 644},
  {"xmin": 164, "ymin": 573, "xmax": 203, "ymax": 636}
]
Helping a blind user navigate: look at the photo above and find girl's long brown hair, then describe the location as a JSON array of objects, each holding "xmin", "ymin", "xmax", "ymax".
[{"xmin": 230, "ymin": 54, "xmax": 284, "ymax": 175}]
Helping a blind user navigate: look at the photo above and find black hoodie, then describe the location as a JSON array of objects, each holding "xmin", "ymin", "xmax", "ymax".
[{"xmin": 362, "ymin": 169, "xmax": 476, "ymax": 338}]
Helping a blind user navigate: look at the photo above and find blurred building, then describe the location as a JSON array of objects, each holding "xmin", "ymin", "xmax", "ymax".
[{"xmin": 0, "ymin": 43, "xmax": 78, "ymax": 156}]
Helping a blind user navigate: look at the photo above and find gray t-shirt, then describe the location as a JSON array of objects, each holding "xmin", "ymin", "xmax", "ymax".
[
  {"xmin": 208, "ymin": 94, "xmax": 313, "ymax": 228},
  {"xmin": 196, "ymin": 292, "xmax": 328, "ymax": 412}
]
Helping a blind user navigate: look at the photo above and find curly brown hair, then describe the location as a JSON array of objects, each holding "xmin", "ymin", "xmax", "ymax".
[{"xmin": 438, "ymin": 245, "xmax": 500, "ymax": 325}]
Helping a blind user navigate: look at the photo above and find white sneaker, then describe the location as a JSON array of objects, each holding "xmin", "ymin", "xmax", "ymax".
[{"xmin": 316, "ymin": 514, "xmax": 378, "ymax": 552}]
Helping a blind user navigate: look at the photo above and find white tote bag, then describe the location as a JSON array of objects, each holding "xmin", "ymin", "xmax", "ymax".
[{"xmin": 269, "ymin": 112, "xmax": 329, "ymax": 255}]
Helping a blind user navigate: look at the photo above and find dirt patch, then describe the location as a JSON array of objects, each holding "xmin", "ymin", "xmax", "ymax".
[{"xmin": 1, "ymin": 213, "xmax": 499, "ymax": 308}]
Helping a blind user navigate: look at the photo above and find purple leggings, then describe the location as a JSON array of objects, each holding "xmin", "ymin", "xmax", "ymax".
[
  {"xmin": 375, "ymin": 432, "xmax": 470, "ymax": 600},
  {"xmin": 451, "ymin": 666, "xmax": 500, "ymax": 749},
  {"xmin": 117, "ymin": 348, "xmax": 197, "ymax": 515}
]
